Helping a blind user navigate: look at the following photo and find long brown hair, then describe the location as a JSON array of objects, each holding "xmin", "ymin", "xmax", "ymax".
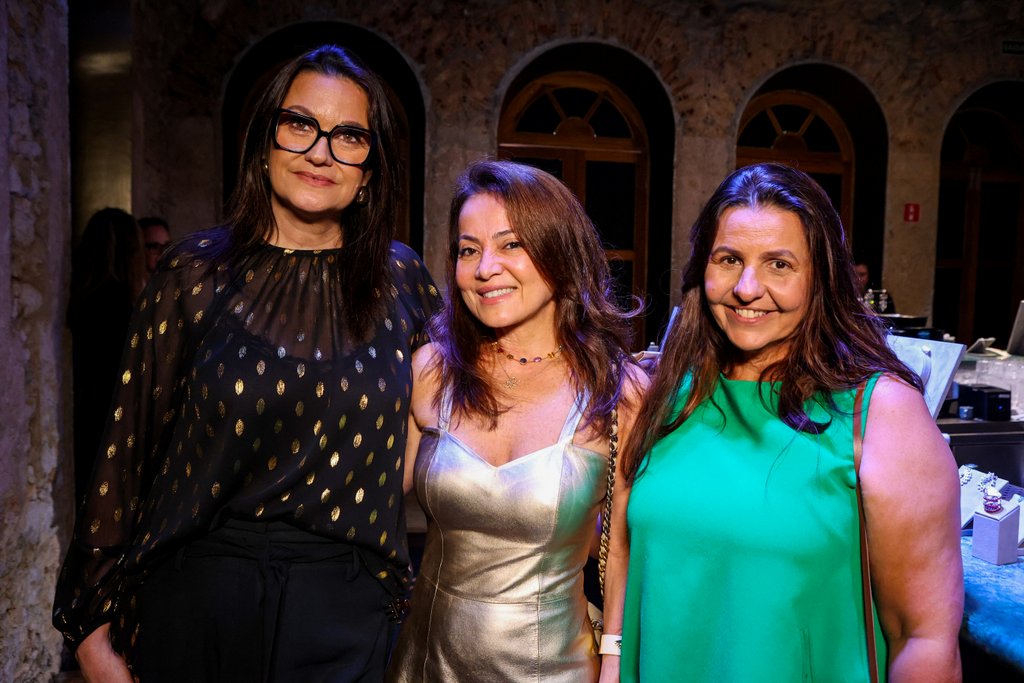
[
  {"xmin": 430, "ymin": 159, "xmax": 640, "ymax": 432},
  {"xmin": 621, "ymin": 163, "xmax": 922, "ymax": 482},
  {"xmin": 225, "ymin": 44, "xmax": 401, "ymax": 341},
  {"xmin": 70, "ymin": 207, "xmax": 145, "ymax": 302}
]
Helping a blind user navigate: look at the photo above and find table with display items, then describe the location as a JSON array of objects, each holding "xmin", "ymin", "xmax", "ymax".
[{"xmin": 959, "ymin": 536, "xmax": 1024, "ymax": 677}]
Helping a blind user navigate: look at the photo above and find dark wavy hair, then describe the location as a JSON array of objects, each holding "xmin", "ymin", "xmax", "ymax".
[
  {"xmin": 225, "ymin": 44, "xmax": 401, "ymax": 340},
  {"xmin": 430, "ymin": 159, "xmax": 640, "ymax": 432},
  {"xmin": 70, "ymin": 207, "xmax": 145, "ymax": 302},
  {"xmin": 621, "ymin": 162, "xmax": 923, "ymax": 482}
]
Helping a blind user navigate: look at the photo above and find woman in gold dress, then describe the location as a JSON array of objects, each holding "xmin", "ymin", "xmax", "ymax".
[{"xmin": 387, "ymin": 160, "xmax": 646, "ymax": 682}]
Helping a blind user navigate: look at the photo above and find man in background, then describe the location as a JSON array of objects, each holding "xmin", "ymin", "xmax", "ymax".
[
  {"xmin": 138, "ymin": 216, "xmax": 171, "ymax": 277},
  {"xmin": 855, "ymin": 261, "xmax": 897, "ymax": 313},
  {"xmin": 854, "ymin": 262, "xmax": 870, "ymax": 297}
]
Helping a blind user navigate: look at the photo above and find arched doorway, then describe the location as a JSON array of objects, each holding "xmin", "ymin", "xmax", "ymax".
[
  {"xmin": 221, "ymin": 24, "xmax": 425, "ymax": 252},
  {"xmin": 935, "ymin": 81, "xmax": 1024, "ymax": 345},
  {"xmin": 500, "ymin": 71, "xmax": 648, "ymax": 327},
  {"xmin": 498, "ymin": 44, "xmax": 675, "ymax": 346},
  {"xmin": 737, "ymin": 65, "xmax": 888, "ymax": 289}
]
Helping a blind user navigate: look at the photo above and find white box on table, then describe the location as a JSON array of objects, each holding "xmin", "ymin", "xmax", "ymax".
[{"xmin": 973, "ymin": 500, "xmax": 1021, "ymax": 565}]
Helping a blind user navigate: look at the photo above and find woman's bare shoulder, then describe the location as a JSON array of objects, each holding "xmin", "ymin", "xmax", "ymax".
[
  {"xmin": 618, "ymin": 361, "xmax": 651, "ymax": 416},
  {"xmin": 862, "ymin": 373, "xmax": 955, "ymax": 483},
  {"xmin": 624, "ymin": 361, "xmax": 652, "ymax": 395},
  {"xmin": 410, "ymin": 343, "xmax": 444, "ymax": 406},
  {"xmin": 411, "ymin": 342, "xmax": 440, "ymax": 373}
]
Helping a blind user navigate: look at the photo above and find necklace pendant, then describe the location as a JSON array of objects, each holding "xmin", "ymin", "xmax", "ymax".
[{"xmin": 504, "ymin": 376, "xmax": 520, "ymax": 390}]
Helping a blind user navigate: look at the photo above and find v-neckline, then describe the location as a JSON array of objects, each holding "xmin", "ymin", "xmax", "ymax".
[
  {"xmin": 428, "ymin": 391, "xmax": 601, "ymax": 469},
  {"xmin": 439, "ymin": 430, "xmax": 563, "ymax": 470}
]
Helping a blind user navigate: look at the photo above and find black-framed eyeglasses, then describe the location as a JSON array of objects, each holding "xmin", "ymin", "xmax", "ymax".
[
  {"xmin": 272, "ymin": 108, "xmax": 376, "ymax": 168},
  {"xmin": 145, "ymin": 241, "xmax": 170, "ymax": 254}
]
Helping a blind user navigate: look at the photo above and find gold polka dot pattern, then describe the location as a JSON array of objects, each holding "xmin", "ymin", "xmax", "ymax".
[{"xmin": 53, "ymin": 232, "xmax": 440, "ymax": 653}]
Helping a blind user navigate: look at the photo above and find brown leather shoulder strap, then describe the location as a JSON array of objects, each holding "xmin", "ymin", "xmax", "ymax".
[{"xmin": 854, "ymin": 382, "xmax": 880, "ymax": 683}]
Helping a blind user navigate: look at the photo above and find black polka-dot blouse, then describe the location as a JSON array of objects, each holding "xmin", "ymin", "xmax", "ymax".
[{"xmin": 53, "ymin": 227, "xmax": 440, "ymax": 650}]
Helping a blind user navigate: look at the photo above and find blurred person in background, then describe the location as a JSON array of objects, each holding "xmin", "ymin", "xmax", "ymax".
[
  {"xmin": 138, "ymin": 216, "xmax": 172, "ymax": 277},
  {"xmin": 67, "ymin": 207, "xmax": 146, "ymax": 504}
]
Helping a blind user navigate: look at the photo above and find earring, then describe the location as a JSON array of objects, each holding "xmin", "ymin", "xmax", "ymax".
[
  {"xmin": 262, "ymin": 159, "xmax": 269, "ymax": 173},
  {"xmin": 355, "ymin": 186, "xmax": 369, "ymax": 205}
]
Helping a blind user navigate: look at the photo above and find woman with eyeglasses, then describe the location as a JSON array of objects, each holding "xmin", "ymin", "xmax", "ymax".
[{"xmin": 54, "ymin": 45, "xmax": 440, "ymax": 683}]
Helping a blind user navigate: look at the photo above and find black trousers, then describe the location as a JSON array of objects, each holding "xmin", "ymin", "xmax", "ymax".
[{"xmin": 132, "ymin": 520, "xmax": 396, "ymax": 683}]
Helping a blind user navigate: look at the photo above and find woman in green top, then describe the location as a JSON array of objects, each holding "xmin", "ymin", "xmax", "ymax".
[{"xmin": 601, "ymin": 163, "xmax": 963, "ymax": 682}]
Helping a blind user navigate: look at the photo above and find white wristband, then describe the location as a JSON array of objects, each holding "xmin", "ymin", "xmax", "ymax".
[{"xmin": 599, "ymin": 634, "xmax": 622, "ymax": 656}]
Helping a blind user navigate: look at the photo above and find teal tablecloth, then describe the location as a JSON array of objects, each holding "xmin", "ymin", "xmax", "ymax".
[{"xmin": 960, "ymin": 537, "xmax": 1024, "ymax": 670}]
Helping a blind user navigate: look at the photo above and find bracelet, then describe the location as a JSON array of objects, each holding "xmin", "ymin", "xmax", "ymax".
[{"xmin": 599, "ymin": 634, "xmax": 622, "ymax": 656}]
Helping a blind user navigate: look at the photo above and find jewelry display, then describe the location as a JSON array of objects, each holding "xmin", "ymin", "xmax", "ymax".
[
  {"xmin": 977, "ymin": 471, "xmax": 998, "ymax": 492},
  {"xmin": 959, "ymin": 467, "xmax": 974, "ymax": 487},
  {"xmin": 862, "ymin": 289, "xmax": 891, "ymax": 314},
  {"xmin": 958, "ymin": 466, "xmax": 1010, "ymax": 528},
  {"xmin": 982, "ymin": 487, "xmax": 1004, "ymax": 514}
]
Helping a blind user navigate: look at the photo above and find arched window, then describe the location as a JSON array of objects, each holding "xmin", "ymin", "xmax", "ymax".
[
  {"xmin": 737, "ymin": 90, "xmax": 856, "ymax": 235},
  {"xmin": 499, "ymin": 72, "xmax": 649, "ymax": 340}
]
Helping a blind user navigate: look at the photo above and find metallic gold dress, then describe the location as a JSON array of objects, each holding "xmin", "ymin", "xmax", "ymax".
[{"xmin": 387, "ymin": 392, "xmax": 604, "ymax": 682}]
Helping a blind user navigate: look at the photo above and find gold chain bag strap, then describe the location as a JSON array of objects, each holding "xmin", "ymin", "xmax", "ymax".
[
  {"xmin": 588, "ymin": 408, "xmax": 619, "ymax": 641},
  {"xmin": 853, "ymin": 383, "xmax": 881, "ymax": 683}
]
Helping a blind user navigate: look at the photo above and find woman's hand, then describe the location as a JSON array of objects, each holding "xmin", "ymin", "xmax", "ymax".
[
  {"xmin": 75, "ymin": 624, "xmax": 134, "ymax": 683},
  {"xmin": 598, "ymin": 654, "xmax": 621, "ymax": 683},
  {"xmin": 860, "ymin": 376, "xmax": 963, "ymax": 683}
]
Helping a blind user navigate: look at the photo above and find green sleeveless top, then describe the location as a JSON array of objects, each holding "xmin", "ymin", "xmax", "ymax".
[{"xmin": 622, "ymin": 375, "xmax": 885, "ymax": 682}]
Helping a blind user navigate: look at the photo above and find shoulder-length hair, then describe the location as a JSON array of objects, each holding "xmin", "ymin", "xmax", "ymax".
[
  {"xmin": 225, "ymin": 44, "xmax": 401, "ymax": 340},
  {"xmin": 621, "ymin": 162, "xmax": 922, "ymax": 481},
  {"xmin": 430, "ymin": 159, "xmax": 640, "ymax": 432},
  {"xmin": 71, "ymin": 207, "xmax": 145, "ymax": 301}
]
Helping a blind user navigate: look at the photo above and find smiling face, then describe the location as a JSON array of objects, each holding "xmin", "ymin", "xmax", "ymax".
[
  {"xmin": 455, "ymin": 193, "xmax": 557, "ymax": 341},
  {"xmin": 268, "ymin": 71, "xmax": 372, "ymax": 239},
  {"xmin": 705, "ymin": 205, "xmax": 813, "ymax": 379}
]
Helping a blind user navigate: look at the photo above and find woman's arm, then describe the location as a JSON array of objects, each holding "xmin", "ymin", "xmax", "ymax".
[
  {"xmin": 403, "ymin": 344, "xmax": 439, "ymax": 495},
  {"xmin": 403, "ymin": 413, "xmax": 424, "ymax": 496},
  {"xmin": 75, "ymin": 624, "xmax": 133, "ymax": 683},
  {"xmin": 599, "ymin": 367, "xmax": 649, "ymax": 683},
  {"xmin": 54, "ymin": 240, "xmax": 210, "ymax": 653},
  {"xmin": 859, "ymin": 375, "xmax": 963, "ymax": 683},
  {"xmin": 597, "ymin": 477, "xmax": 631, "ymax": 683}
]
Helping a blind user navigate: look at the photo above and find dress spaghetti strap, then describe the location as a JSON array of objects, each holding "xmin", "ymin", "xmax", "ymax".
[{"xmin": 557, "ymin": 391, "xmax": 590, "ymax": 443}]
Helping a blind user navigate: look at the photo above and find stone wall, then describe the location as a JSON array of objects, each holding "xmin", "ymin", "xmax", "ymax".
[
  {"xmin": 0, "ymin": 0, "xmax": 72, "ymax": 681},
  {"xmin": 129, "ymin": 0, "xmax": 1024, "ymax": 319}
]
